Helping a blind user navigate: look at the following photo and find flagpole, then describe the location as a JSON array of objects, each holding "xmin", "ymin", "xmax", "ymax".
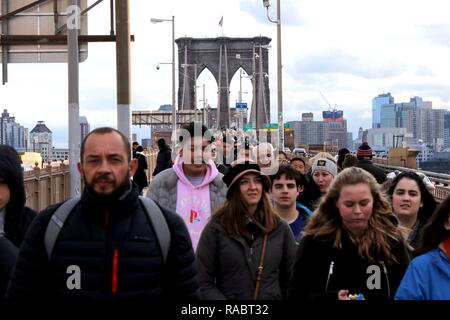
[{"xmin": 219, "ymin": 16, "xmax": 224, "ymax": 36}]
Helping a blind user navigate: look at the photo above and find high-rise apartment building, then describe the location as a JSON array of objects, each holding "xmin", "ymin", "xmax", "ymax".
[
  {"xmin": 379, "ymin": 96, "xmax": 443, "ymax": 149},
  {"xmin": 0, "ymin": 109, "xmax": 28, "ymax": 149},
  {"xmin": 444, "ymin": 111, "xmax": 450, "ymax": 149},
  {"xmin": 323, "ymin": 110, "xmax": 348, "ymax": 149},
  {"xmin": 289, "ymin": 120, "xmax": 330, "ymax": 147},
  {"xmin": 372, "ymin": 93, "xmax": 394, "ymax": 128}
]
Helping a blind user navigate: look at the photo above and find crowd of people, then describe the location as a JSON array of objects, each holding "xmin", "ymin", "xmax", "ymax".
[{"xmin": 0, "ymin": 122, "xmax": 449, "ymax": 302}]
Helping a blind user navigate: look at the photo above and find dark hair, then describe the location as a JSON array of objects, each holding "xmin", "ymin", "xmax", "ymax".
[
  {"xmin": 157, "ymin": 138, "xmax": 166, "ymax": 148},
  {"xmin": 178, "ymin": 122, "xmax": 210, "ymax": 145},
  {"xmin": 80, "ymin": 127, "xmax": 131, "ymax": 162},
  {"xmin": 342, "ymin": 153, "xmax": 358, "ymax": 169},
  {"xmin": 387, "ymin": 171, "xmax": 437, "ymax": 226},
  {"xmin": 270, "ymin": 165, "xmax": 305, "ymax": 187},
  {"xmin": 290, "ymin": 156, "xmax": 306, "ymax": 166},
  {"xmin": 278, "ymin": 151, "xmax": 288, "ymax": 159},
  {"xmin": 414, "ymin": 196, "xmax": 450, "ymax": 257},
  {"xmin": 214, "ymin": 180, "xmax": 279, "ymax": 239},
  {"xmin": 337, "ymin": 148, "xmax": 350, "ymax": 169},
  {"xmin": 0, "ymin": 145, "xmax": 26, "ymax": 222}
]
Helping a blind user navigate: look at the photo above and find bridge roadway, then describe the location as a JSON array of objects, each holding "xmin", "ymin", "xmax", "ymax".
[{"xmin": 23, "ymin": 151, "xmax": 450, "ymax": 212}]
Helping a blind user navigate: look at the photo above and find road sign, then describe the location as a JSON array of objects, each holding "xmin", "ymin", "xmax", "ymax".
[
  {"xmin": 263, "ymin": 123, "xmax": 291, "ymax": 129},
  {"xmin": 236, "ymin": 102, "xmax": 248, "ymax": 109},
  {"xmin": 243, "ymin": 123, "xmax": 254, "ymax": 132},
  {"xmin": 0, "ymin": 0, "xmax": 88, "ymax": 63}
]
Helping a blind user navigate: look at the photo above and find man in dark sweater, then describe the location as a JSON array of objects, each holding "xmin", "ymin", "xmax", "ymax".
[
  {"xmin": 152, "ymin": 138, "xmax": 173, "ymax": 177},
  {"xmin": 355, "ymin": 142, "xmax": 386, "ymax": 184},
  {"xmin": 6, "ymin": 127, "xmax": 198, "ymax": 301}
]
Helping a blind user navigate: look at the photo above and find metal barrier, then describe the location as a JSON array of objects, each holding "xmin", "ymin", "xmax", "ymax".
[{"xmin": 375, "ymin": 163, "xmax": 450, "ymax": 202}]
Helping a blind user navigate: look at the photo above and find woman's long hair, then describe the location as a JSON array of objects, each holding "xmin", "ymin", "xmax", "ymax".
[
  {"xmin": 304, "ymin": 167, "xmax": 404, "ymax": 265},
  {"xmin": 387, "ymin": 171, "xmax": 437, "ymax": 226},
  {"xmin": 414, "ymin": 195, "xmax": 450, "ymax": 258},
  {"xmin": 214, "ymin": 177, "xmax": 279, "ymax": 239}
]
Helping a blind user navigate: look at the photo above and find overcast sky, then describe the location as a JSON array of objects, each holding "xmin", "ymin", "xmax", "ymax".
[{"xmin": 1, "ymin": 0, "xmax": 450, "ymax": 147}]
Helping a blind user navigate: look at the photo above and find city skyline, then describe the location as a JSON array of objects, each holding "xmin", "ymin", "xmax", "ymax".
[{"xmin": 1, "ymin": 0, "xmax": 450, "ymax": 147}]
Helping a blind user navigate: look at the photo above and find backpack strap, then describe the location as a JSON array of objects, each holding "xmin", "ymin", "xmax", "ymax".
[
  {"xmin": 44, "ymin": 195, "xmax": 171, "ymax": 264},
  {"xmin": 44, "ymin": 196, "xmax": 81, "ymax": 260},
  {"xmin": 296, "ymin": 202, "xmax": 314, "ymax": 217},
  {"xmin": 139, "ymin": 196, "xmax": 171, "ymax": 264}
]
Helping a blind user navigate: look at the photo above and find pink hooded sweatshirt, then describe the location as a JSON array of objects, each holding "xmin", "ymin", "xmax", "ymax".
[{"xmin": 172, "ymin": 156, "xmax": 219, "ymax": 250}]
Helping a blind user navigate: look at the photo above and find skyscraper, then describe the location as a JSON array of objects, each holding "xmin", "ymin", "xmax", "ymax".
[
  {"xmin": 444, "ymin": 111, "xmax": 450, "ymax": 149},
  {"xmin": 323, "ymin": 110, "xmax": 348, "ymax": 149},
  {"xmin": 372, "ymin": 93, "xmax": 394, "ymax": 128},
  {"xmin": 0, "ymin": 109, "xmax": 28, "ymax": 149}
]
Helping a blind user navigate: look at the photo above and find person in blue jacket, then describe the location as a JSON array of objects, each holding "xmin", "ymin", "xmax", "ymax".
[{"xmin": 395, "ymin": 195, "xmax": 450, "ymax": 300}]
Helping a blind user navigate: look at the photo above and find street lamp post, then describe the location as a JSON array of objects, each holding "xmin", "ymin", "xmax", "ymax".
[
  {"xmin": 151, "ymin": 15, "xmax": 176, "ymax": 146},
  {"xmin": 262, "ymin": 0, "xmax": 284, "ymax": 150}
]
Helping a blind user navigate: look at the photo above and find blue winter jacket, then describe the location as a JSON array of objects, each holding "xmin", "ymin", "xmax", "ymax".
[{"xmin": 395, "ymin": 247, "xmax": 450, "ymax": 300}]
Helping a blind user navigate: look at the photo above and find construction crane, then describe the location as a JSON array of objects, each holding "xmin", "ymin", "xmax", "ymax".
[{"xmin": 319, "ymin": 91, "xmax": 338, "ymax": 112}]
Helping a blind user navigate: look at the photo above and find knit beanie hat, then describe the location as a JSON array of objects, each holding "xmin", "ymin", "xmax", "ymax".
[
  {"xmin": 311, "ymin": 158, "xmax": 337, "ymax": 177},
  {"xmin": 357, "ymin": 142, "xmax": 373, "ymax": 160}
]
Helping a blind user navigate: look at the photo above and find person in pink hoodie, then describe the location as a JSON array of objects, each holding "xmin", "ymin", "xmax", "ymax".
[{"xmin": 147, "ymin": 122, "xmax": 227, "ymax": 250}]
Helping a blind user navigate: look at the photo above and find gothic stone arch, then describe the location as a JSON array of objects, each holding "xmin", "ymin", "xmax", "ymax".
[{"xmin": 175, "ymin": 36, "xmax": 271, "ymax": 129}]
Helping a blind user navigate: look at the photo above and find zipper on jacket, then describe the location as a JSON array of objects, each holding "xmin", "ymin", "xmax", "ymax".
[
  {"xmin": 324, "ymin": 261, "xmax": 334, "ymax": 293},
  {"xmin": 111, "ymin": 249, "xmax": 119, "ymax": 293},
  {"xmin": 380, "ymin": 261, "xmax": 390, "ymax": 299}
]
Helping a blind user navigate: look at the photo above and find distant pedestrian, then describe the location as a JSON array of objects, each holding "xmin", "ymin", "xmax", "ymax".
[
  {"xmin": 152, "ymin": 138, "xmax": 173, "ymax": 177},
  {"xmin": 355, "ymin": 142, "xmax": 386, "ymax": 184},
  {"xmin": 133, "ymin": 145, "xmax": 148, "ymax": 195},
  {"xmin": 342, "ymin": 153, "xmax": 358, "ymax": 169},
  {"xmin": 337, "ymin": 148, "xmax": 350, "ymax": 171}
]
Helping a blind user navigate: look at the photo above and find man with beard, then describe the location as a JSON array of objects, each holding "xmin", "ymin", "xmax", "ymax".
[{"xmin": 6, "ymin": 127, "xmax": 198, "ymax": 301}]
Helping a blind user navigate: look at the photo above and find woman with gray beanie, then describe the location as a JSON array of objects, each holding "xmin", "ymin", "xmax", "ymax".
[{"xmin": 311, "ymin": 157, "xmax": 338, "ymax": 195}]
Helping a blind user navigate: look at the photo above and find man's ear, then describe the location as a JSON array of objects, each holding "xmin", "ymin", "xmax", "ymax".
[
  {"xmin": 297, "ymin": 185, "xmax": 304, "ymax": 195},
  {"xmin": 77, "ymin": 162, "xmax": 83, "ymax": 176},
  {"xmin": 129, "ymin": 158, "xmax": 138, "ymax": 176}
]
